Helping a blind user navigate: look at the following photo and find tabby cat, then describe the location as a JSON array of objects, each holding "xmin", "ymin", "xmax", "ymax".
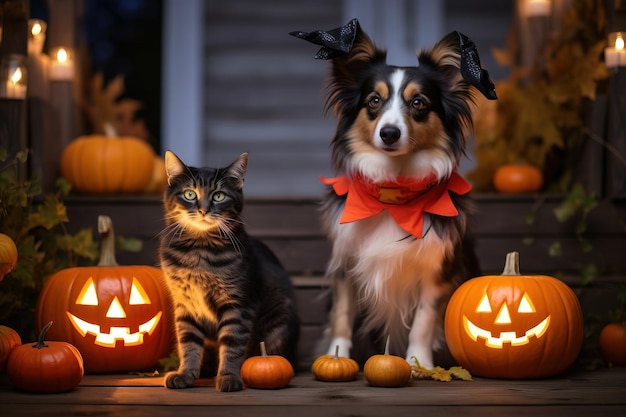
[{"xmin": 159, "ymin": 151, "xmax": 299, "ymax": 392}]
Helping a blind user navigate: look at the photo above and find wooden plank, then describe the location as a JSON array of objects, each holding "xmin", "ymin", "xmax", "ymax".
[
  {"xmin": 1, "ymin": 404, "xmax": 625, "ymax": 417},
  {"xmin": 1, "ymin": 369, "xmax": 625, "ymax": 410}
]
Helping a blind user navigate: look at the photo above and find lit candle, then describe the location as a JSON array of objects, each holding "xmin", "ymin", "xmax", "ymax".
[
  {"xmin": 5, "ymin": 67, "xmax": 27, "ymax": 99},
  {"xmin": 49, "ymin": 47, "xmax": 75, "ymax": 80},
  {"xmin": 1, "ymin": 55, "xmax": 28, "ymax": 99},
  {"xmin": 526, "ymin": 0, "xmax": 551, "ymax": 17},
  {"xmin": 605, "ymin": 32, "xmax": 626, "ymax": 68},
  {"xmin": 28, "ymin": 19, "xmax": 47, "ymax": 55}
]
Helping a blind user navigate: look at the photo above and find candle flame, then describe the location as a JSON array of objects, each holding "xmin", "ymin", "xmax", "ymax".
[
  {"xmin": 616, "ymin": 35, "xmax": 624, "ymax": 51},
  {"xmin": 56, "ymin": 48, "xmax": 69, "ymax": 63},
  {"xmin": 31, "ymin": 22, "xmax": 42, "ymax": 36},
  {"xmin": 10, "ymin": 68, "xmax": 23, "ymax": 84}
]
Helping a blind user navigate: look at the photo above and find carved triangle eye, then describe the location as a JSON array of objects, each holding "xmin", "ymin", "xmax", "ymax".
[
  {"xmin": 476, "ymin": 294, "xmax": 492, "ymax": 313},
  {"xmin": 76, "ymin": 278, "xmax": 98, "ymax": 305},
  {"xmin": 129, "ymin": 278, "xmax": 151, "ymax": 305},
  {"xmin": 518, "ymin": 292, "xmax": 536, "ymax": 313}
]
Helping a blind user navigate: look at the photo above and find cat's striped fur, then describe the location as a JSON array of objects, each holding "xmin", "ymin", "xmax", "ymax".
[{"xmin": 159, "ymin": 151, "xmax": 299, "ymax": 392}]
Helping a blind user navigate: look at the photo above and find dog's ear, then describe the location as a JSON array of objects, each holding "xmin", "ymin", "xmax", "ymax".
[
  {"xmin": 289, "ymin": 18, "xmax": 383, "ymax": 63},
  {"xmin": 420, "ymin": 31, "xmax": 497, "ymax": 100},
  {"xmin": 291, "ymin": 19, "xmax": 386, "ymax": 115}
]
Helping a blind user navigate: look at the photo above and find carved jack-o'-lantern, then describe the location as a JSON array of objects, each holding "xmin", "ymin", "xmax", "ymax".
[
  {"xmin": 36, "ymin": 216, "xmax": 173, "ymax": 373},
  {"xmin": 444, "ymin": 252, "xmax": 583, "ymax": 379}
]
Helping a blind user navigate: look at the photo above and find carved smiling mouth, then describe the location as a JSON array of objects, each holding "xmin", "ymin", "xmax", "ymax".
[
  {"xmin": 67, "ymin": 312, "xmax": 162, "ymax": 347},
  {"xmin": 463, "ymin": 315, "xmax": 551, "ymax": 348}
]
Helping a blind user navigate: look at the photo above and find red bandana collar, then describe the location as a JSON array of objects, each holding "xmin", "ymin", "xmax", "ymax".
[{"xmin": 321, "ymin": 172, "xmax": 472, "ymax": 238}]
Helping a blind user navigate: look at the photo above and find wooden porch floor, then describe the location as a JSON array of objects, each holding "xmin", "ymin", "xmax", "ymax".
[{"xmin": 1, "ymin": 368, "xmax": 625, "ymax": 416}]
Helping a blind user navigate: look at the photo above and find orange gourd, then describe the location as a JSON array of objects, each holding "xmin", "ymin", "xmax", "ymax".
[
  {"xmin": 0, "ymin": 325, "xmax": 21, "ymax": 372},
  {"xmin": 60, "ymin": 128, "xmax": 156, "ymax": 194},
  {"xmin": 444, "ymin": 251, "xmax": 584, "ymax": 379},
  {"xmin": 312, "ymin": 345, "xmax": 360, "ymax": 382},
  {"xmin": 36, "ymin": 216, "xmax": 173, "ymax": 373},
  {"xmin": 240, "ymin": 342, "xmax": 294, "ymax": 389},
  {"xmin": 493, "ymin": 164, "xmax": 543, "ymax": 194},
  {"xmin": 599, "ymin": 323, "xmax": 626, "ymax": 366},
  {"xmin": 363, "ymin": 336, "xmax": 412, "ymax": 387},
  {"xmin": 7, "ymin": 321, "xmax": 84, "ymax": 393},
  {"xmin": 0, "ymin": 233, "xmax": 18, "ymax": 282}
]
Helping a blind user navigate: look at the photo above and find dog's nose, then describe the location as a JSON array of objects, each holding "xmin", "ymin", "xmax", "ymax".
[{"xmin": 380, "ymin": 126, "xmax": 401, "ymax": 145}]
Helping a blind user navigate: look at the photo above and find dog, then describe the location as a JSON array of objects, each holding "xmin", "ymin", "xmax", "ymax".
[{"xmin": 291, "ymin": 19, "xmax": 497, "ymax": 369}]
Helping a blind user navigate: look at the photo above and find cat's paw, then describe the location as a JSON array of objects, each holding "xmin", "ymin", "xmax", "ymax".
[
  {"xmin": 164, "ymin": 371, "xmax": 196, "ymax": 389},
  {"xmin": 216, "ymin": 374, "xmax": 244, "ymax": 392}
]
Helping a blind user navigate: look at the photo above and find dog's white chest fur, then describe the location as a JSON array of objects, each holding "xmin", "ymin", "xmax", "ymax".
[{"xmin": 329, "ymin": 210, "xmax": 451, "ymax": 347}]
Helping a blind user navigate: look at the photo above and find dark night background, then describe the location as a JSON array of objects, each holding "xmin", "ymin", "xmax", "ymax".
[{"xmin": 31, "ymin": 0, "xmax": 163, "ymax": 150}]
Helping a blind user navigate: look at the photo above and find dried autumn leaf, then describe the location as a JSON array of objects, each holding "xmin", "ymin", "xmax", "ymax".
[
  {"xmin": 410, "ymin": 357, "xmax": 473, "ymax": 382},
  {"xmin": 449, "ymin": 366, "xmax": 473, "ymax": 381}
]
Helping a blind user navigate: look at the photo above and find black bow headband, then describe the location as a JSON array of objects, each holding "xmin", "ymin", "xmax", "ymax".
[{"xmin": 290, "ymin": 19, "xmax": 497, "ymax": 100}]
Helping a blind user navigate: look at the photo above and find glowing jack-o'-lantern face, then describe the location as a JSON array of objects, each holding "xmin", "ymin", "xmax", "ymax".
[
  {"xmin": 67, "ymin": 277, "xmax": 163, "ymax": 348},
  {"xmin": 36, "ymin": 266, "xmax": 174, "ymax": 374},
  {"xmin": 463, "ymin": 292, "xmax": 550, "ymax": 348},
  {"xmin": 445, "ymin": 252, "xmax": 584, "ymax": 379}
]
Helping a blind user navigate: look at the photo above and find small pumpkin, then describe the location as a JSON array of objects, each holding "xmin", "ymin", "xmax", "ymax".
[
  {"xmin": 493, "ymin": 164, "xmax": 543, "ymax": 194},
  {"xmin": 599, "ymin": 323, "xmax": 626, "ymax": 366},
  {"xmin": 240, "ymin": 341, "xmax": 294, "ymax": 389},
  {"xmin": 7, "ymin": 321, "xmax": 84, "ymax": 393},
  {"xmin": 0, "ymin": 233, "xmax": 18, "ymax": 282},
  {"xmin": 312, "ymin": 345, "xmax": 360, "ymax": 382},
  {"xmin": 444, "ymin": 251, "xmax": 584, "ymax": 379},
  {"xmin": 363, "ymin": 336, "xmax": 412, "ymax": 387},
  {"xmin": 60, "ymin": 124, "xmax": 156, "ymax": 194},
  {"xmin": 0, "ymin": 325, "xmax": 21, "ymax": 372},
  {"xmin": 36, "ymin": 215, "xmax": 174, "ymax": 373}
]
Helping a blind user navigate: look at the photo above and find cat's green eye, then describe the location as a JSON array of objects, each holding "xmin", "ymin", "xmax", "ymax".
[
  {"xmin": 183, "ymin": 189, "xmax": 197, "ymax": 201},
  {"xmin": 212, "ymin": 191, "xmax": 226, "ymax": 202}
]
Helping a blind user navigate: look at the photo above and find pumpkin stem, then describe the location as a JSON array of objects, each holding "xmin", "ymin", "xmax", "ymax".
[
  {"xmin": 502, "ymin": 251, "xmax": 521, "ymax": 276},
  {"xmin": 384, "ymin": 335, "xmax": 391, "ymax": 356},
  {"xmin": 97, "ymin": 215, "xmax": 119, "ymax": 266},
  {"xmin": 333, "ymin": 345, "xmax": 340, "ymax": 359},
  {"xmin": 260, "ymin": 341, "xmax": 268, "ymax": 358},
  {"xmin": 33, "ymin": 321, "xmax": 52, "ymax": 349},
  {"xmin": 103, "ymin": 122, "xmax": 118, "ymax": 138}
]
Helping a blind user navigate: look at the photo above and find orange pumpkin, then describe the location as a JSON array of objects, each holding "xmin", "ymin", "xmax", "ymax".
[
  {"xmin": 493, "ymin": 164, "xmax": 543, "ymax": 194},
  {"xmin": 36, "ymin": 216, "xmax": 173, "ymax": 373},
  {"xmin": 60, "ymin": 131, "xmax": 156, "ymax": 194},
  {"xmin": 312, "ymin": 345, "xmax": 360, "ymax": 382},
  {"xmin": 0, "ymin": 325, "xmax": 21, "ymax": 372},
  {"xmin": 599, "ymin": 323, "xmax": 626, "ymax": 366},
  {"xmin": 7, "ymin": 321, "xmax": 84, "ymax": 393},
  {"xmin": 444, "ymin": 251, "xmax": 583, "ymax": 379},
  {"xmin": 363, "ymin": 336, "xmax": 412, "ymax": 387},
  {"xmin": 240, "ymin": 342, "xmax": 294, "ymax": 389},
  {"xmin": 0, "ymin": 233, "xmax": 18, "ymax": 282}
]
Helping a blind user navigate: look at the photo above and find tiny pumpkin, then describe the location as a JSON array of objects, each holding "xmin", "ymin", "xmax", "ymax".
[
  {"xmin": 60, "ymin": 126, "xmax": 156, "ymax": 194},
  {"xmin": 7, "ymin": 321, "xmax": 84, "ymax": 393},
  {"xmin": 444, "ymin": 251, "xmax": 584, "ymax": 379},
  {"xmin": 599, "ymin": 323, "xmax": 626, "ymax": 366},
  {"xmin": 493, "ymin": 164, "xmax": 543, "ymax": 194},
  {"xmin": 312, "ymin": 345, "xmax": 360, "ymax": 382},
  {"xmin": 240, "ymin": 341, "xmax": 294, "ymax": 389},
  {"xmin": 0, "ymin": 325, "xmax": 21, "ymax": 372},
  {"xmin": 0, "ymin": 233, "xmax": 18, "ymax": 282},
  {"xmin": 363, "ymin": 336, "xmax": 412, "ymax": 387}
]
